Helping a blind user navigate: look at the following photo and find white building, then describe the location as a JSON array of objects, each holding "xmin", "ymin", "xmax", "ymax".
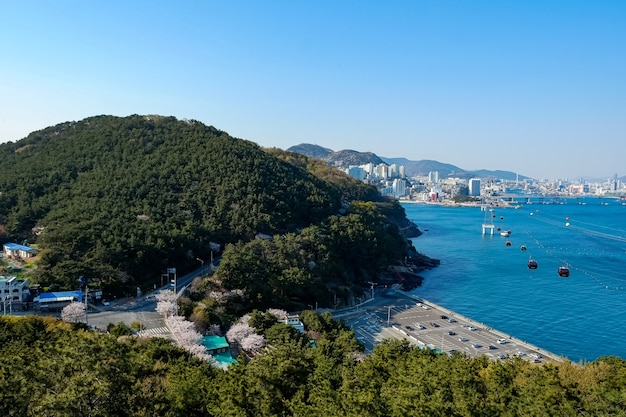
[
  {"xmin": 428, "ymin": 171, "xmax": 439, "ymax": 184},
  {"xmin": 283, "ymin": 315, "xmax": 305, "ymax": 332},
  {"xmin": 0, "ymin": 276, "xmax": 30, "ymax": 311},
  {"xmin": 469, "ymin": 178, "xmax": 481, "ymax": 196},
  {"xmin": 392, "ymin": 178, "xmax": 407, "ymax": 198},
  {"xmin": 346, "ymin": 166, "xmax": 366, "ymax": 181},
  {"xmin": 3, "ymin": 243, "xmax": 38, "ymax": 259}
]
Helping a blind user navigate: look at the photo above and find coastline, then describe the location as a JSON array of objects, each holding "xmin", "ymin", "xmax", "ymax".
[{"xmin": 340, "ymin": 288, "xmax": 567, "ymax": 364}]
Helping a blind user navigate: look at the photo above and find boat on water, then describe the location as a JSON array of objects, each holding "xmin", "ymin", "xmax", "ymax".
[
  {"xmin": 527, "ymin": 259, "xmax": 538, "ymax": 269},
  {"xmin": 558, "ymin": 266, "xmax": 570, "ymax": 277},
  {"xmin": 505, "ymin": 240, "xmax": 512, "ymax": 247},
  {"xmin": 520, "ymin": 245, "xmax": 527, "ymax": 251},
  {"xmin": 501, "ymin": 230, "xmax": 511, "ymax": 237}
]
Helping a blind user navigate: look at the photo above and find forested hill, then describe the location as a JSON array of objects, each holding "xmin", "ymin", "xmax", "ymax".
[{"xmin": 0, "ymin": 115, "xmax": 419, "ymax": 301}]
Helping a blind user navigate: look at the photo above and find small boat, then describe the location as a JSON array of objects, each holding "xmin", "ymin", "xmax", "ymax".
[
  {"xmin": 505, "ymin": 240, "xmax": 512, "ymax": 247},
  {"xmin": 558, "ymin": 266, "xmax": 570, "ymax": 277},
  {"xmin": 527, "ymin": 259, "xmax": 538, "ymax": 269},
  {"xmin": 520, "ymin": 245, "xmax": 527, "ymax": 251},
  {"xmin": 501, "ymin": 230, "xmax": 511, "ymax": 237}
]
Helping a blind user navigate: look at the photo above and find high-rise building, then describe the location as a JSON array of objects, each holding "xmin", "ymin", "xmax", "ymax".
[
  {"xmin": 469, "ymin": 178, "xmax": 481, "ymax": 196},
  {"xmin": 392, "ymin": 178, "xmax": 407, "ymax": 198},
  {"xmin": 346, "ymin": 166, "xmax": 366, "ymax": 181},
  {"xmin": 428, "ymin": 171, "xmax": 439, "ymax": 184}
]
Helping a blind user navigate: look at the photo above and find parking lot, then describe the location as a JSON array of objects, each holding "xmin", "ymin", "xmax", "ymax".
[{"xmin": 340, "ymin": 292, "xmax": 562, "ymax": 364}]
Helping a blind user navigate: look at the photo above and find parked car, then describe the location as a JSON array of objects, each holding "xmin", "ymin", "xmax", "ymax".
[
  {"xmin": 440, "ymin": 315, "xmax": 448, "ymax": 320},
  {"xmin": 471, "ymin": 343, "xmax": 482, "ymax": 349},
  {"xmin": 488, "ymin": 345, "xmax": 497, "ymax": 350},
  {"xmin": 448, "ymin": 318, "xmax": 457, "ymax": 323},
  {"xmin": 447, "ymin": 330, "xmax": 456, "ymax": 335},
  {"xmin": 497, "ymin": 338, "xmax": 508, "ymax": 344},
  {"xmin": 430, "ymin": 322, "xmax": 440, "ymax": 328},
  {"xmin": 459, "ymin": 337, "xmax": 469, "ymax": 342}
]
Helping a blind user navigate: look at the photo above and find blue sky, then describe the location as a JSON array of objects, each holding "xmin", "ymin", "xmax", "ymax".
[{"xmin": 1, "ymin": 1, "xmax": 625, "ymax": 180}]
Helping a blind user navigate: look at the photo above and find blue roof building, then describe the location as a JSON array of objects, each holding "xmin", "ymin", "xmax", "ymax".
[
  {"xmin": 202, "ymin": 335, "xmax": 237, "ymax": 367},
  {"xmin": 3, "ymin": 242, "xmax": 38, "ymax": 259},
  {"xmin": 34, "ymin": 290, "xmax": 83, "ymax": 311}
]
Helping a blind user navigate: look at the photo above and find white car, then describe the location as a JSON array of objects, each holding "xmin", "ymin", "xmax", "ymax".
[
  {"xmin": 468, "ymin": 326, "xmax": 477, "ymax": 331},
  {"xmin": 471, "ymin": 343, "xmax": 482, "ymax": 349},
  {"xmin": 459, "ymin": 337, "xmax": 469, "ymax": 342},
  {"xmin": 497, "ymin": 338, "xmax": 508, "ymax": 344},
  {"xmin": 414, "ymin": 323, "xmax": 426, "ymax": 330}
]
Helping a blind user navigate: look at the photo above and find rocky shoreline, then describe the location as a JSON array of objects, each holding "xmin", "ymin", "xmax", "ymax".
[{"xmin": 379, "ymin": 252, "xmax": 441, "ymax": 291}]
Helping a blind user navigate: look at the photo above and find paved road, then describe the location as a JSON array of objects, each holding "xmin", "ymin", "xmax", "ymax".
[{"xmin": 339, "ymin": 288, "xmax": 564, "ymax": 364}]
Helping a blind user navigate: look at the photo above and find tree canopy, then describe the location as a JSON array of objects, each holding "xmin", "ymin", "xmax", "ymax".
[
  {"xmin": 1, "ymin": 315, "xmax": 624, "ymax": 416},
  {"xmin": 0, "ymin": 115, "xmax": 415, "ymax": 297}
]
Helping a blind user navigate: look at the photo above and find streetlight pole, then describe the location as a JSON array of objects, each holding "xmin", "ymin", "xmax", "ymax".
[
  {"xmin": 385, "ymin": 305, "xmax": 394, "ymax": 326},
  {"xmin": 367, "ymin": 281, "xmax": 377, "ymax": 300},
  {"xmin": 84, "ymin": 285, "xmax": 89, "ymax": 326}
]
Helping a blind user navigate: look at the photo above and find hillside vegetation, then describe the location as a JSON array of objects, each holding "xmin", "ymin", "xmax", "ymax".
[
  {"xmin": 0, "ymin": 115, "xmax": 421, "ymax": 308},
  {"xmin": 1, "ymin": 315, "xmax": 624, "ymax": 416}
]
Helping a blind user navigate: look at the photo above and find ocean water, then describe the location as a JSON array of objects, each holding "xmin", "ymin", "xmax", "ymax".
[{"xmin": 403, "ymin": 198, "xmax": 626, "ymax": 362}]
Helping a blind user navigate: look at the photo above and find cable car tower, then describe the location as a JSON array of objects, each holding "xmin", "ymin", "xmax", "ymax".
[{"xmin": 481, "ymin": 206, "xmax": 495, "ymax": 235}]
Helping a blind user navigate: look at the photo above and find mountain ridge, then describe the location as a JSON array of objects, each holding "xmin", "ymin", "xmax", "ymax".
[{"xmin": 288, "ymin": 143, "xmax": 530, "ymax": 180}]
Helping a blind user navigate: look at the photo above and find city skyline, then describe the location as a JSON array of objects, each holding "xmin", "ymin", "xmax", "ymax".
[{"xmin": 1, "ymin": 1, "xmax": 625, "ymax": 180}]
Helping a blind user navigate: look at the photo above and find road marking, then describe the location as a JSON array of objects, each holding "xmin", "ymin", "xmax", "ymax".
[{"xmin": 137, "ymin": 326, "xmax": 170, "ymax": 337}]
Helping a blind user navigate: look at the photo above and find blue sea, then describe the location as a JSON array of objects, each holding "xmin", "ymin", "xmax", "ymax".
[{"xmin": 403, "ymin": 198, "xmax": 626, "ymax": 363}]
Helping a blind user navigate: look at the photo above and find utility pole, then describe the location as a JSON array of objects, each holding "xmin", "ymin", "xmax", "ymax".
[
  {"xmin": 84, "ymin": 286, "xmax": 89, "ymax": 326},
  {"xmin": 367, "ymin": 281, "xmax": 377, "ymax": 300},
  {"xmin": 79, "ymin": 276, "xmax": 88, "ymax": 326},
  {"xmin": 385, "ymin": 305, "xmax": 394, "ymax": 326}
]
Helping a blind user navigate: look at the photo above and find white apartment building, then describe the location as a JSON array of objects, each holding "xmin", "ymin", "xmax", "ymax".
[
  {"xmin": 469, "ymin": 178, "xmax": 481, "ymax": 196},
  {"xmin": 346, "ymin": 166, "xmax": 366, "ymax": 181},
  {"xmin": 0, "ymin": 276, "xmax": 30, "ymax": 311},
  {"xmin": 392, "ymin": 178, "xmax": 407, "ymax": 198}
]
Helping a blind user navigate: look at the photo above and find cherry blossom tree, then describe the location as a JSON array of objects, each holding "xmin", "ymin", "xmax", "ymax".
[
  {"xmin": 240, "ymin": 333, "xmax": 266, "ymax": 353},
  {"xmin": 267, "ymin": 308, "xmax": 288, "ymax": 321},
  {"xmin": 226, "ymin": 322, "xmax": 255, "ymax": 344},
  {"xmin": 155, "ymin": 290, "xmax": 178, "ymax": 317},
  {"xmin": 226, "ymin": 319, "xmax": 267, "ymax": 354},
  {"xmin": 61, "ymin": 302, "xmax": 86, "ymax": 324}
]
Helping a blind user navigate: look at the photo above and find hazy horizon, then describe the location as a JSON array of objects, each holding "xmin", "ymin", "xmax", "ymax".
[{"xmin": 1, "ymin": 1, "xmax": 624, "ymax": 180}]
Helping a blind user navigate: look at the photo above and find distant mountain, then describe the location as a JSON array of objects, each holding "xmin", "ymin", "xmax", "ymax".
[
  {"xmin": 287, "ymin": 143, "xmax": 333, "ymax": 159},
  {"xmin": 380, "ymin": 157, "xmax": 464, "ymax": 178},
  {"xmin": 288, "ymin": 144, "xmax": 385, "ymax": 168},
  {"xmin": 291, "ymin": 144, "xmax": 530, "ymax": 180}
]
